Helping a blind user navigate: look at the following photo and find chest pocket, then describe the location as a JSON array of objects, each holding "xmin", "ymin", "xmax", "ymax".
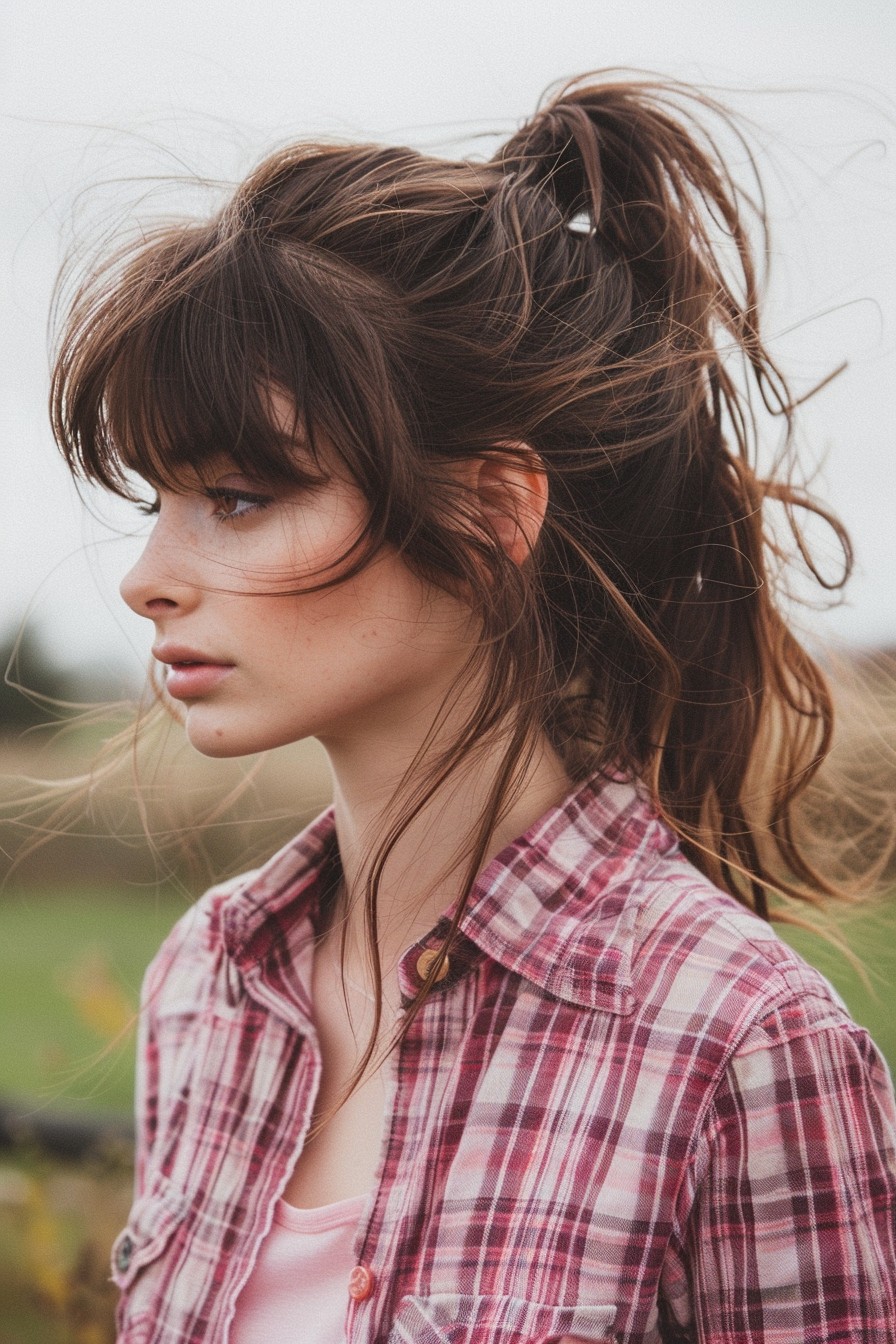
[
  {"xmin": 110, "ymin": 1172, "xmax": 189, "ymax": 1337},
  {"xmin": 386, "ymin": 1293, "xmax": 618, "ymax": 1343}
]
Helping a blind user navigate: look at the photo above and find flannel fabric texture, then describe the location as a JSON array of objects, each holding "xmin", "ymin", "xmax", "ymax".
[{"xmin": 113, "ymin": 774, "xmax": 896, "ymax": 1342}]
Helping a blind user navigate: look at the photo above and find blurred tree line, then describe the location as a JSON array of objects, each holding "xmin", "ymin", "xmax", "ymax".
[{"xmin": 1, "ymin": 626, "xmax": 85, "ymax": 733}]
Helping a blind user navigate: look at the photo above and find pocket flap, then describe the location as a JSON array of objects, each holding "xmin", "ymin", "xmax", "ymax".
[
  {"xmin": 387, "ymin": 1293, "xmax": 617, "ymax": 1343},
  {"xmin": 110, "ymin": 1176, "xmax": 188, "ymax": 1290}
]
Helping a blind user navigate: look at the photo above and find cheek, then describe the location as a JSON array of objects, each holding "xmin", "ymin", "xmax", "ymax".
[
  {"xmin": 229, "ymin": 532, "xmax": 474, "ymax": 693},
  {"xmin": 284, "ymin": 488, "xmax": 369, "ymax": 581},
  {"xmin": 337, "ymin": 559, "xmax": 451, "ymax": 648}
]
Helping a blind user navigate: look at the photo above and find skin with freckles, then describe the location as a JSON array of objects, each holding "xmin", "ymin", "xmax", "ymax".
[{"xmin": 121, "ymin": 463, "xmax": 480, "ymax": 762}]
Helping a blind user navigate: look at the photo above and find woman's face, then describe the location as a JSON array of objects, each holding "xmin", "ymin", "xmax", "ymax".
[{"xmin": 120, "ymin": 454, "xmax": 477, "ymax": 760}]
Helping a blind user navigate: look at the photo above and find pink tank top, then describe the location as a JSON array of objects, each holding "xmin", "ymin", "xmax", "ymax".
[{"xmin": 231, "ymin": 1192, "xmax": 367, "ymax": 1344}]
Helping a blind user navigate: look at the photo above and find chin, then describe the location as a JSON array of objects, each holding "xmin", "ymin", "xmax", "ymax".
[
  {"xmin": 184, "ymin": 713, "xmax": 307, "ymax": 759},
  {"xmin": 188, "ymin": 738, "xmax": 256, "ymax": 759},
  {"xmin": 186, "ymin": 732, "xmax": 257, "ymax": 759},
  {"xmin": 184, "ymin": 717, "xmax": 265, "ymax": 759}
]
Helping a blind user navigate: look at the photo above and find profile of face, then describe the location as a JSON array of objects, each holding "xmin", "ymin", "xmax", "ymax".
[{"xmin": 120, "ymin": 452, "xmax": 479, "ymax": 761}]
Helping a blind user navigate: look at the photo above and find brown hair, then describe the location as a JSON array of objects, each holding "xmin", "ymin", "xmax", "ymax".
[{"xmin": 50, "ymin": 72, "xmax": 856, "ymax": 1067}]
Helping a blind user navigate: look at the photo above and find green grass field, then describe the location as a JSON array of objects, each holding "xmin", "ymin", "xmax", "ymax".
[
  {"xmin": 0, "ymin": 886, "xmax": 189, "ymax": 1115},
  {"xmin": 1, "ymin": 884, "xmax": 894, "ymax": 1115},
  {"xmin": 778, "ymin": 908, "xmax": 896, "ymax": 1072}
]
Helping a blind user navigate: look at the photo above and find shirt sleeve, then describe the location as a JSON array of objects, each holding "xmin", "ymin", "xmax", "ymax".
[
  {"xmin": 132, "ymin": 960, "xmax": 160, "ymax": 1199},
  {"xmin": 675, "ymin": 999, "xmax": 896, "ymax": 1342}
]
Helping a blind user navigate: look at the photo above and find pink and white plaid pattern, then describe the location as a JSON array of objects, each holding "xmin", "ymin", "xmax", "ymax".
[{"xmin": 113, "ymin": 775, "xmax": 896, "ymax": 1342}]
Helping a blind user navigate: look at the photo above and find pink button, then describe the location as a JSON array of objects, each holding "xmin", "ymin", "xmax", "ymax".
[{"xmin": 348, "ymin": 1263, "xmax": 375, "ymax": 1301}]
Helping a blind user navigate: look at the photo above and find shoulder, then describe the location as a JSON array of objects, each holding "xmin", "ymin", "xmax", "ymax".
[
  {"xmin": 623, "ymin": 852, "xmax": 896, "ymax": 1137},
  {"xmin": 624, "ymin": 850, "xmax": 864, "ymax": 1055},
  {"xmin": 465, "ymin": 775, "xmax": 857, "ymax": 1058},
  {"xmin": 138, "ymin": 803, "xmax": 337, "ymax": 1018},
  {"xmin": 140, "ymin": 870, "xmax": 258, "ymax": 1018},
  {"xmin": 539, "ymin": 821, "xmax": 872, "ymax": 1087},
  {"xmin": 602, "ymin": 853, "xmax": 896, "ymax": 1154},
  {"xmin": 633, "ymin": 854, "xmax": 849, "ymax": 1023}
]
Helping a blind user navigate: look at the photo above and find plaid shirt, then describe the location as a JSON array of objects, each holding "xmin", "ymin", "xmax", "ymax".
[{"xmin": 113, "ymin": 774, "xmax": 896, "ymax": 1343}]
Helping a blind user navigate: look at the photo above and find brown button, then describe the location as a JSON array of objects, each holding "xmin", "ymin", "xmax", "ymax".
[
  {"xmin": 415, "ymin": 948, "xmax": 450, "ymax": 984},
  {"xmin": 348, "ymin": 1262, "xmax": 375, "ymax": 1301}
]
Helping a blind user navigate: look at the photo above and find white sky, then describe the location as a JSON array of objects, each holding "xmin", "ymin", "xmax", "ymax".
[{"xmin": 2, "ymin": 0, "xmax": 894, "ymax": 683}]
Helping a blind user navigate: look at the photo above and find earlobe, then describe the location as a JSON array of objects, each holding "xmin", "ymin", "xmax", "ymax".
[{"xmin": 474, "ymin": 444, "xmax": 549, "ymax": 566}]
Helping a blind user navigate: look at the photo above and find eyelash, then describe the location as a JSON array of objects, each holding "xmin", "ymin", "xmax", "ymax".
[
  {"xmin": 206, "ymin": 488, "xmax": 273, "ymax": 521},
  {"xmin": 134, "ymin": 489, "xmax": 274, "ymax": 521}
]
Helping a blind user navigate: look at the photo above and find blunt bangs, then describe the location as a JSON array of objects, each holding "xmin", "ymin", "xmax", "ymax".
[{"xmin": 50, "ymin": 218, "xmax": 413, "ymax": 511}]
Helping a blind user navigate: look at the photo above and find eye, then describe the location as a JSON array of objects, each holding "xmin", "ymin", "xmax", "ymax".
[{"xmin": 205, "ymin": 487, "xmax": 273, "ymax": 520}]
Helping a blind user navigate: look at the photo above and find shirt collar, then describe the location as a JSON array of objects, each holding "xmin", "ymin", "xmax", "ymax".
[
  {"xmin": 218, "ymin": 772, "xmax": 678, "ymax": 1015},
  {"xmin": 454, "ymin": 773, "xmax": 678, "ymax": 1013}
]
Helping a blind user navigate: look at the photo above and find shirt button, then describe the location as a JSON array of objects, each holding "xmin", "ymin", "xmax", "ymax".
[
  {"xmin": 115, "ymin": 1234, "xmax": 135, "ymax": 1273},
  {"xmin": 348, "ymin": 1263, "xmax": 375, "ymax": 1301},
  {"xmin": 415, "ymin": 948, "xmax": 450, "ymax": 984}
]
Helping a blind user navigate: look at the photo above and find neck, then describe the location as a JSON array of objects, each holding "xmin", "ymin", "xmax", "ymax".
[{"xmin": 319, "ymin": 718, "xmax": 571, "ymax": 977}]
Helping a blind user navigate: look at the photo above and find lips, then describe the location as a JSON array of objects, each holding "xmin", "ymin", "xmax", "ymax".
[{"xmin": 152, "ymin": 645, "xmax": 235, "ymax": 700}]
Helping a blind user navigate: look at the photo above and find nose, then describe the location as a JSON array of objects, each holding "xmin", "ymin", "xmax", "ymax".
[{"xmin": 119, "ymin": 523, "xmax": 199, "ymax": 621}]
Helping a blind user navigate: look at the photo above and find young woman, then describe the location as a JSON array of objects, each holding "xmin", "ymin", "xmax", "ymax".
[{"xmin": 50, "ymin": 74, "xmax": 895, "ymax": 1342}]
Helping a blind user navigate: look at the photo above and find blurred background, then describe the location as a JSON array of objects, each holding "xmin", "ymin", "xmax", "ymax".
[{"xmin": 1, "ymin": 0, "xmax": 894, "ymax": 1338}]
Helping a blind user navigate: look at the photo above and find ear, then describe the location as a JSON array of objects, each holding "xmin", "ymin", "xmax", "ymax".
[{"xmin": 468, "ymin": 444, "xmax": 549, "ymax": 566}]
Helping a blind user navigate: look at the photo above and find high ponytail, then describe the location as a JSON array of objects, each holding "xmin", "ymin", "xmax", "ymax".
[
  {"xmin": 490, "ymin": 76, "xmax": 853, "ymax": 914},
  {"xmin": 51, "ymin": 72, "xmax": 865, "ymax": 1081}
]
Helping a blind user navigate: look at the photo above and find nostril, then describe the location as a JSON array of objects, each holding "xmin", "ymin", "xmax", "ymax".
[{"xmin": 145, "ymin": 598, "xmax": 179, "ymax": 612}]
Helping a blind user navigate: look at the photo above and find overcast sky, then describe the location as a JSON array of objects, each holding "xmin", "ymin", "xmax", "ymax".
[{"xmin": 2, "ymin": 0, "xmax": 894, "ymax": 685}]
